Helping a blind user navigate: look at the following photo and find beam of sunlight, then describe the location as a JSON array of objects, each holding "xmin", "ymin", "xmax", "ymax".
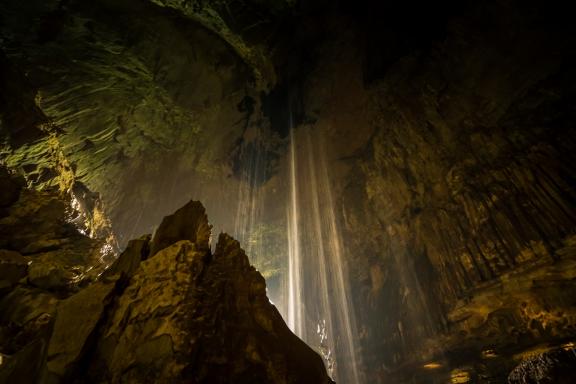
[
  {"xmin": 287, "ymin": 126, "xmax": 304, "ymax": 338},
  {"xmin": 284, "ymin": 125, "xmax": 364, "ymax": 383}
]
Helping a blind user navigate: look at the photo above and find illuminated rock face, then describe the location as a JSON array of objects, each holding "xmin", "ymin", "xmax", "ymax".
[
  {"xmin": 88, "ymin": 236, "xmax": 332, "ymax": 384},
  {"xmin": 0, "ymin": 0, "xmax": 282, "ymax": 246},
  {"xmin": 0, "ymin": 168, "xmax": 108, "ymax": 383},
  {"xmin": 87, "ymin": 201, "xmax": 332, "ymax": 383},
  {"xmin": 2, "ymin": 0, "xmax": 576, "ymax": 382},
  {"xmin": 0, "ymin": 189, "xmax": 333, "ymax": 383}
]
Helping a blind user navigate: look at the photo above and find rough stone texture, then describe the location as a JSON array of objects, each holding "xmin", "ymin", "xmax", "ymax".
[
  {"xmin": 0, "ymin": 167, "xmax": 112, "ymax": 381},
  {"xmin": 103, "ymin": 235, "xmax": 150, "ymax": 278},
  {"xmin": 150, "ymin": 200, "xmax": 212, "ymax": 255},
  {"xmin": 204, "ymin": 233, "xmax": 333, "ymax": 384},
  {"xmin": 174, "ymin": 4, "xmax": 576, "ymax": 379},
  {"xmin": 27, "ymin": 261, "xmax": 78, "ymax": 291},
  {"xmin": 508, "ymin": 347, "xmax": 576, "ymax": 384},
  {"xmin": 0, "ymin": 286, "xmax": 58, "ymax": 331},
  {"xmin": 272, "ymin": 1, "xmax": 576, "ymax": 382},
  {"xmin": 0, "ymin": 168, "xmax": 24, "ymax": 214},
  {"xmin": 0, "ymin": 339, "xmax": 48, "ymax": 384},
  {"xmin": 0, "ymin": 250, "xmax": 28, "ymax": 284},
  {"xmin": 89, "ymin": 241, "xmax": 205, "ymax": 383},
  {"xmin": 0, "ymin": 285, "xmax": 58, "ymax": 363},
  {"xmin": 90, "ymin": 235, "xmax": 332, "ymax": 384},
  {"xmin": 145, "ymin": 0, "xmax": 289, "ymax": 89},
  {"xmin": 0, "ymin": 186, "xmax": 332, "ymax": 383},
  {"xmin": 0, "ymin": 168, "xmax": 109, "ymax": 290},
  {"xmin": 0, "ymin": 0, "xmax": 282, "ymax": 247},
  {"xmin": 46, "ymin": 279, "xmax": 119, "ymax": 379}
]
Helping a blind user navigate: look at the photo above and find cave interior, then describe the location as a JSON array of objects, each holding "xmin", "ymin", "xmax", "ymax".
[{"xmin": 1, "ymin": 0, "xmax": 576, "ymax": 383}]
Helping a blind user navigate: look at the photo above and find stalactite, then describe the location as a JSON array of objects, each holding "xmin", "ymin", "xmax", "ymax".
[
  {"xmin": 475, "ymin": 191, "xmax": 516, "ymax": 269},
  {"xmin": 534, "ymin": 164, "xmax": 576, "ymax": 226}
]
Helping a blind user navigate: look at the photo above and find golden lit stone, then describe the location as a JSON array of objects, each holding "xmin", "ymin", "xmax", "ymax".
[
  {"xmin": 562, "ymin": 342, "xmax": 575, "ymax": 351},
  {"xmin": 482, "ymin": 349, "xmax": 497, "ymax": 358},
  {"xmin": 450, "ymin": 369, "xmax": 471, "ymax": 383}
]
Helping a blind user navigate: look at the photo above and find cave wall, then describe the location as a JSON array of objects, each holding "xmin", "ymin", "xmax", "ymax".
[
  {"xmin": 2, "ymin": 0, "xmax": 576, "ymax": 382},
  {"xmin": 0, "ymin": 0, "xmax": 288, "ymax": 246},
  {"xmin": 287, "ymin": 0, "xmax": 576, "ymax": 381}
]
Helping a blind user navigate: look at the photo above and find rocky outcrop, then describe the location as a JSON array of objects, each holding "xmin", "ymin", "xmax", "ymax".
[
  {"xmin": 85, "ymin": 200, "xmax": 332, "ymax": 384},
  {"xmin": 102, "ymin": 235, "xmax": 150, "ymax": 278},
  {"xmin": 508, "ymin": 348, "xmax": 576, "ymax": 384},
  {"xmin": 0, "ymin": 186, "xmax": 332, "ymax": 383},
  {"xmin": 0, "ymin": 167, "xmax": 109, "ymax": 382},
  {"xmin": 0, "ymin": 168, "xmax": 107, "ymax": 292},
  {"xmin": 149, "ymin": 200, "xmax": 212, "ymax": 255},
  {"xmin": 88, "ymin": 235, "xmax": 331, "ymax": 384}
]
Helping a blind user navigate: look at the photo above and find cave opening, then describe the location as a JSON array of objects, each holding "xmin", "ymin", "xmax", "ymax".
[{"xmin": 1, "ymin": 0, "xmax": 576, "ymax": 383}]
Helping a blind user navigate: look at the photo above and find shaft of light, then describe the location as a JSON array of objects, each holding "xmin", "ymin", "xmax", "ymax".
[
  {"xmin": 287, "ymin": 127, "xmax": 304, "ymax": 337},
  {"xmin": 284, "ymin": 126, "xmax": 364, "ymax": 383},
  {"xmin": 317, "ymin": 133, "xmax": 363, "ymax": 384}
]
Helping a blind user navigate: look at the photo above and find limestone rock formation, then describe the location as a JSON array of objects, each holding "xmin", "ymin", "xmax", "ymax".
[
  {"xmin": 0, "ymin": 250, "xmax": 27, "ymax": 285},
  {"xmin": 0, "ymin": 0, "xmax": 280, "ymax": 247},
  {"xmin": 2, "ymin": 0, "xmax": 576, "ymax": 382},
  {"xmin": 47, "ymin": 280, "xmax": 119, "ymax": 379},
  {"xmin": 283, "ymin": 2, "xmax": 576, "ymax": 381},
  {"xmin": 149, "ymin": 200, "xmax": 212, "ymax": 255},
  {"xmin": 102, "ymin": 235, "xmax": 151, "ymax": 278},
  {"xmin": 0, "ymin": 183, "xmax": 333, "ymax": 384},
  {"xmin": 0, "ymin": 168, "xmax": 107, "ymax": 293},
  {"xmin": 508, "ymin": 348, "xmax": 576, "ymax": 384},
  {"xmin": 89, "ymin": 235, "xmax": 331, "ymax": 384},
  {"xmin": 0, "ymin": 167, "xmax": 108, "ymax": 382}
]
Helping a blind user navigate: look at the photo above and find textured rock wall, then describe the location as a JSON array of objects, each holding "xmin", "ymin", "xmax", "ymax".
[
  {"xmin": 0, "ymin": 167, "xmax": 108, "ymax": 383},
  {"xmin": 0, "ymin": 175, "xmax": 332, "ymax": 383},
  {"xmin": 0, "ymin": 0, "xmax": 286, "ymax": 246},
  {"xmin": 2, "ymin": 0, "xmax": 576, "ymax": 382},
  {"xmin": 285, "ymin": 0, "xmax": 576, "ymax": 381}
]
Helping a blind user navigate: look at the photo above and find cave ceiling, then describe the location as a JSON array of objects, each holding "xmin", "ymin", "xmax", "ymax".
[{"xmin": 0, "ymin": 0, "xmax": 301, "ymax": 244}]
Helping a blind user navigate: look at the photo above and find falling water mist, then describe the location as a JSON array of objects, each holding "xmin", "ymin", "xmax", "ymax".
[
  {"xmin": 285, "ymin": 126, "xmax": 364, "ymax": 383},
  {"xmin": 225, "ymin": 115, "xmax": 364, "ymax": 382},
  {"xmin": 233, "ymin": 128, "xmax": 266, "ymax": 266},
  {"xmin": 287, "ymin": 126, "xmax": 305, "ymax": 337}
]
